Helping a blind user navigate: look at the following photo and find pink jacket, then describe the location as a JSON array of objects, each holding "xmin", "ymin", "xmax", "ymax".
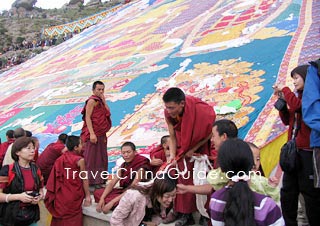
[{"xmin": 110, "ymin": 189, "xmax": 151, "ymax": 226}]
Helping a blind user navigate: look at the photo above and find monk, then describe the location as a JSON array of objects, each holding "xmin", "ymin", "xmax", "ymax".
[
  {"xmin": 0, "ymin": 130, "xmax": 14, "ymax": 168},
  {"xmin": 81, "ymin": 80, "xmax": 112, "ymax": 188},
  {"xmin": 162, "ymin": 87, "xmax": 215, "ymax": 225},
  {"xmin": 150, "ymin": 135, "xmax": 170, "ymax": 174},
  {"xmin": 45, "ymin": 135, "xmax": 91, "ymax": 226},
  {"xmin": 36, "ymin": 133, "xmax": 68, "ymax": 185},
  {"xmin": 94, "ymin": 141, "xmax": 150, "ymax": 213}
]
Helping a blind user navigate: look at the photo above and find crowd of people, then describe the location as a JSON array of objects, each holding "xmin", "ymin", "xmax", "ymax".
[
  {"xmin": 0, "ymin": 30, "xmax": 81, "ymax": 73},
  {"xmin": 0, "ymin": 60, "xmax": 320, "ymax": 226}
]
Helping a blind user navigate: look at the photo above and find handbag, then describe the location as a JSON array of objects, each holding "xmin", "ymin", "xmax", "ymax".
[
  {"xmin": 274, "ymin": 98, "xmax": 287, "ymax": 111},
  {"xmin": 280, "ymin": 113, "xmax": 300, "ymax": 173}
]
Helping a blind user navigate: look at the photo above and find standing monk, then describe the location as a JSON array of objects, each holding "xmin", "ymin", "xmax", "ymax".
[
  {"xmin": 162, "ymin": 87, "xmax": 215, "ymax": 225},
  {"xmin": 81, "ymin": 81, "xmax": 112, "ymax": 188}
]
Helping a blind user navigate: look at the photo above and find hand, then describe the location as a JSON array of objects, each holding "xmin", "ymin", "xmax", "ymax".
[
  {"xmin": 184, "ymin": 150, "xmax": 194, "ymax": 158},
  {"xmin": 83, "ymin": 196, "xmax": 92, "ymax": 207},
  {"xmin": 20, "ymin": 192, "xmax": 35, "ymax": 203},
  {"xmin": 272, "ymin": 84, "xmax": 284, "ymax": 96},
  {"xmin": 102, "ymin": 201, "xmax": 114, "ymax": 214},
  {"xmin": 268, "ymin": 176, "xmax": 279, "ymax": 187},
  {"xmin": 96, "ymin": 199, "xmax": 105, "ymax": 213},
  {"xmin": 167, "ymin": 153, "xmax": 176, "ymax": 163},
  {"xmin": 150, "ymin": 158, "xmax": 163, "ymax": 166},
  {"xmin": 31, "ymin": 194, "xmax": 42, "ymax": 204},
  {"xmin": 90, "ymin": 133, "xmax": 97, "ymax": 144},
  {"xmin": 176, "ymin": 184, "xmax": 190, "ymax": 194}
]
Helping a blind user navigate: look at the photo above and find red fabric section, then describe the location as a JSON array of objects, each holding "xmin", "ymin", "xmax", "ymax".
[
  {"xmin": 0, "ymin": 90, "xmax": 31, "ymax": 106},
  {"xmin": 21, "ymin": 168, "xmax": 35, "ymax": 191},
  {"xmin": 36, "ymin": 141, "xmax": 65, "ymax": 185},
  {"xmin": 83, "ymin": 136, "xmax": 108, "ymax": 185},
  {"xmin": 80, "ymin": 95, "xmax": 111, "ymax": 142},
  {"xmin": 34, "ymin": 148, "xmax": 39, "ymax": 162},
  {"xmin": 0, "ymin": 108, "xmax": 24, "ymax": 126},
  {"xmin": 150, "ymin": 145, "xmax": 166, "ymax": 174},
  {"xmin": 93, "ymin": 187, "xmax": 123, "ymax": 205},
  {"xmin": 0, "ymin": 139, "xmax": 14, "ymax": 167},
  {"xmin": 45, "ymin": 152, "xmax": 84, "ymax": 221},
  {"xmin": 175, "ymin": 159, "xmax": 196, "ymax": 213},
  {"xmin": 279, "ymin": 88, "xmax": 311, "ymax": 149},
  {"xmin": 51, "ymin": 213, "xmax": 83, "ymax": 226}
]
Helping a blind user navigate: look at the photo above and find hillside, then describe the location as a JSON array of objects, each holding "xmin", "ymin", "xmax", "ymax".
[{"xmin": 0, "ymin": 0, "xmax": 121, "ymax": 67}]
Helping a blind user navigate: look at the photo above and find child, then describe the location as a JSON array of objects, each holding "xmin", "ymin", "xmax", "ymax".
[
  {"xmin": 45, "ymin": 135, "xmax": 91, "ymax": 226},
  {"xmin": 0, "ymin": 137, "xmax": 44, "ymax": 225},
  {"xmin": 95, "ymin": 141, "xmax": 150, "ymax": 213},
  {"xmin": 150, "ymin": 135, "xmax": 171, "ymax": 174},
  {"xmin": 206, "ymin": 141, "xmax": 280, "ymax": 202},
  {"xmin": 110, "ymin": 173, "xmax": 176, "ymax": 226},
  {"xmin": 209, "ymin": 139, "xmax": 284, "ymax": 225}
]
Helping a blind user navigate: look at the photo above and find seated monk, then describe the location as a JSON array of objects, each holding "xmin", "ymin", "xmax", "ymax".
[
  {"xmin": 150, "ymin": 135, "xmax": 171, "ymax": 174},
  {"xmin": 36, "ymin": 133, "xmax": 68, "ymax": 185},
  {"xmin": 94, "ymin": 141, "xmax": 150, "ymax": 213}
]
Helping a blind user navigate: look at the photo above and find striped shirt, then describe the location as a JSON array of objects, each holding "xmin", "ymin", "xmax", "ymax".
[{"xmin": 210, "ymin": 186, "xmax": 284, "ymax": 226}]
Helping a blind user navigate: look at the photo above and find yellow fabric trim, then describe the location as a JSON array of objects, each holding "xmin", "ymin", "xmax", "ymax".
[{"xmin": 260, "ymin": 131, "xmax": 288, "ymax": 177}]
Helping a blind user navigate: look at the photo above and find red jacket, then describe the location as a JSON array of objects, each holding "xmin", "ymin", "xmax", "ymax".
[{"xmin": 279, "ymin": 87, "xmax": 311, "ymax": 149}]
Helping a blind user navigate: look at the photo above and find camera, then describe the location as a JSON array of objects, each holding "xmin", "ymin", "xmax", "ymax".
[
  {"xmin": 274, "ymin": 98, "xmax": 287, "ymax": 111},
  {"xmin": 27, "ymin": 191, "xmax": 40, "ymax": 197}
]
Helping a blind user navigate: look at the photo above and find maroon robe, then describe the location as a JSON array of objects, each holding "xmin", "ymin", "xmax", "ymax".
[
  {"xmin": 80, "ymin": 95, "xmax": 112, "ymax": 185},
  {"xmin": 45, "ymin": 152, "xmax": 84, "ymax": 226},
  {"xmin": 80, "ymin": 95, "xmax": 111, "ymax": 142},
  {"xmin": 164, "ymin": 95, "xmax": 215, "ymax": 214},
  {"xmin": 36, "ymin": 141, "xmax": 65, "ymax": 185},
  {"xmin": 150, "ymin": 145, "xmax": 167, "ymax": 174},
  {"xmin": 0, "ymin": 138, "xmax": 14, "ymax": 167},
  {"xmin": 93, "ymin": 154, "xmax": 150, "ymax": 207}
]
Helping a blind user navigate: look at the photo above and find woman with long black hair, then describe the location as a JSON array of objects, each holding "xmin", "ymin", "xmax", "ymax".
[{"xmin": 209, "ymin": 138, "xmax": 284, "ymax": 226}]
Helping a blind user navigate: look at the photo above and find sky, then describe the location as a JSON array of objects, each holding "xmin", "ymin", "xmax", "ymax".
[{"xmin": 0, "ymin": 0, "xmax": 98, "ymax": 12}]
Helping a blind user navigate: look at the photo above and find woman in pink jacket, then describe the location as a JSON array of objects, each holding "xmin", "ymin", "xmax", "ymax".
[{"xmin": 110, "ymin": 173, "xmax": 176, "ymax": 226}]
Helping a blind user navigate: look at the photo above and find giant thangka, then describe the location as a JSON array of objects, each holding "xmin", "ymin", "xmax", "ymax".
[{"xmin": 0, "ymin": 0, "xmax": 319, "ymax": 175}]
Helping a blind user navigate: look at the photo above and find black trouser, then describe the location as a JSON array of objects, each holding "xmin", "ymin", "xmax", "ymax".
[{"xmin": 280, "ymin": 149, "xmax": 320, "ymax": 226}]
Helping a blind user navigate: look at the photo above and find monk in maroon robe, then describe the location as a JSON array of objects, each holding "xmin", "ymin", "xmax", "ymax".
[
  {"xmin": 81, "ymin": 81, "xmax": 112, "ymax": 187},
  {"xmin": 0, "ymin": 130, "xmax": 14, "ymax": 168},
  {"xmin": 150, "ymin": 135, "xmax": 170, "ymax": 174},
  {"xmin": 45, "ymin": 136, "xmax": 91, "ymax": 226},
  {"xmin": 94, "ymin": 141, "xmax": 150, "ymax": 213},
  {"xmin": 36, "ymin": 133, "xmax": 68, "ymax": 185},
  {"xmin": 162, "ymin": 87, "xmax": 215, "ymax": 224}
]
